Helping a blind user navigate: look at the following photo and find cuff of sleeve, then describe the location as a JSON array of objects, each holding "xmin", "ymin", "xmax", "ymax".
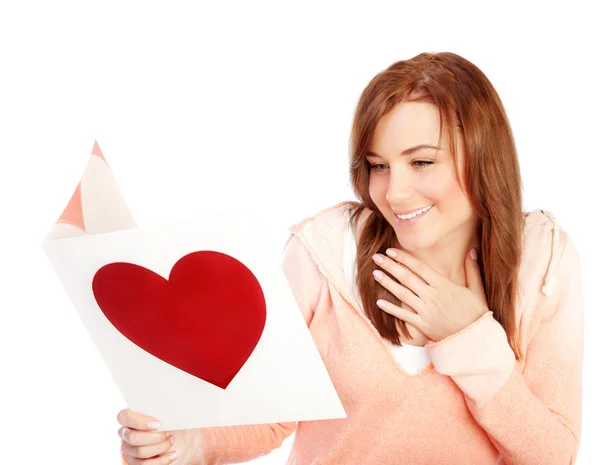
[{"xmin": 425, "ymin": 311, "xmax": 516, "ymax": 405}]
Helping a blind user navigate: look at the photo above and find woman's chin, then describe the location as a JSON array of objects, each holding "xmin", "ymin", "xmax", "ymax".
[{"xmin": 394, "ymin": 236, "xmax": 434, "ymax": 252}]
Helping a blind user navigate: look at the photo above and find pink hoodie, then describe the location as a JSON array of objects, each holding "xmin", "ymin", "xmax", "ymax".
[{"xmin": 121, "ymin": 201, "xmax": 584, "ymax": 465}]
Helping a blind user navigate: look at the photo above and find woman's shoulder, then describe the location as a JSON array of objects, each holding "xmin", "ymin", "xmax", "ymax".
[
  {"xmin": 282, "ymin": 201, "xmax": 368, "ymax": 295},
  {"xmin": 283, "ymin": 201, "xmax": 373, "ymax": 277},
  {"xmin": 523, "ymin": 208, "xmax": 559, "ymax": 227},
  {"xmin": 522, "ymin": 209, "xmax": 571, "ymax": 258},
  {"xmin": 517, "ymin": 209, "xmax": 583, "ymax": 354},
  {"xmin": 521, "ymin": 208, "xmax": 579, "ymax": 298},
  {"xmin": 287, "ymin": 200, "xmax": 371, "ymax": 235}
]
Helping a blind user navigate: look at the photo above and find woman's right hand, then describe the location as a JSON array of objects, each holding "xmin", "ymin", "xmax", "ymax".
[{"xmin": 117, "ymin": 408, "xmax": 205, "ymax": 464}]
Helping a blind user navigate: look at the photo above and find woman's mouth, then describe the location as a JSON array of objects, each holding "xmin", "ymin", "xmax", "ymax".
[{"xmin": 394, "ymin": 205, "xmax": 433, "ymax": 228}]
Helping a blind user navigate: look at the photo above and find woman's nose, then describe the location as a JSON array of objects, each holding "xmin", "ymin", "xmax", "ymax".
[
  {"xmin": 386, "ymin": 189, "xmax": 414, "ymax": 205},
  {"xmin": 385, "ymin": 172, "xmax": 413, "ymax": 205}
]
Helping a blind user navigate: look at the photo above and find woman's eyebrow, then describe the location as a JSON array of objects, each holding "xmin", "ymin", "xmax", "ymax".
[{"xmin": 366, "ymin": 144, "xmax": 442, "ymax": 158}]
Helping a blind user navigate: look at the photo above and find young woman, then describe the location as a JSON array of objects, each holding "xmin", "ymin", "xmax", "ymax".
[{"xmin": 118, "ymin": 52, "xmax": 584, "ymax": 464}]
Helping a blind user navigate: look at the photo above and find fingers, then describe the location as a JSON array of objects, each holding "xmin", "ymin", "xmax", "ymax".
[
  {"xmin": 118, "ymin": 426, "xmax": 169, "ymax": 446},
  {"xmin": 465, "ymin": 249, "xmax": 486, "ymax": 298},
  {"xmin": 373, "ymin": 253, "xmax": 430, "ymax": 299},
  {"xmin": 385, "ymin": 248, "xmax": 441, "ymax": 287},
  {"xmin": 373, "ymin": 268, "xmax": 422, "ymax": 312},
  {"xmin": 376, "ymin": 299, "xmax": 421, "ymax": 328},
  {"xmin": 401, "ymin": 301, "xmax": 418, "ymax": 314},
  {"xmin": 401, "ymin": 303, "xmax": 427, "ymax": 342},
  {"xmin": 117, "ymin": 409, "xmax": 179, "ymax": 464},
  {"xmin": 123, "ymin": 450, "xmax": 179, "ymax": 465},
  {"xmin": 117, "ymin": 408, "xmax": 163, "ymax": 431},
  {"xmin": 121, "ymin": 435, "xmax": 177, "ymax": 462}
]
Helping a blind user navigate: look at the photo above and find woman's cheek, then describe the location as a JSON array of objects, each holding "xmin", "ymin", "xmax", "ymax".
[
  {"xmin": 369, "ymin": 177, "xmax": 387, "ymax": 204},
  {"xmin": 422, "ymin": 175, "xmax": 457, "ymax": 204}
]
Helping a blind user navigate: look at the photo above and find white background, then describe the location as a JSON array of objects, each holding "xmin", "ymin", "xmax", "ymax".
[{"xmin": 1, "ymin": 1, "xmax": 598, "ymax": 464}]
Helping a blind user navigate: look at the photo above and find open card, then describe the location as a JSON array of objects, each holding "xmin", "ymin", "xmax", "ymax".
[{"xmin": 41, "ymin": 141, "xmax": 346, "ymax": 432}]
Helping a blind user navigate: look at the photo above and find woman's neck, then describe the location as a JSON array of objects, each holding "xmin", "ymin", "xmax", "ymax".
[{"xmin": 392, "ymin": 224, "xmax": 480, "ymax": 287}]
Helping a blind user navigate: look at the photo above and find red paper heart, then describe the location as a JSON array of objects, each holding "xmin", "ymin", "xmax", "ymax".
[{"xmin": 92, "ymin": 251, "xmax": 266, "ymax": 389}]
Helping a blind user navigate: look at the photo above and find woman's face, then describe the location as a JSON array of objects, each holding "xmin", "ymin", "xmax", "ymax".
[{"xmin": 366, "ymin": 101, "xmax": 477, "ymax": 253}]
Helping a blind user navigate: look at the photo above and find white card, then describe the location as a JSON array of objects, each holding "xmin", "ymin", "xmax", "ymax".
[{"xmin": 41, "ymin": 140, "xmax": 346, "ymax": 432}]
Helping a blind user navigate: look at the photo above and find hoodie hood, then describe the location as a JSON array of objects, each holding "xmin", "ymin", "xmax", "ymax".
[{"xmin": 538, "ymin": 210, "xmax": 561, "ymax": 296}]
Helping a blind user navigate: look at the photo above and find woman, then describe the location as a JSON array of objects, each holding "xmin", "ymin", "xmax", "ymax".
[{"xmin": 118, "ymin": 52, "xmax": 584, "ymax": 464}]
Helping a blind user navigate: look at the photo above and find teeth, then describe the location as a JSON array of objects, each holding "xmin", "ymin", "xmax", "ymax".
[{"xmin": 396, "ymin": 205, "xmax": 432, "ymax": 220}]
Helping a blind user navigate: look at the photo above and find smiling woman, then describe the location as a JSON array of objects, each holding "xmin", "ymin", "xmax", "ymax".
[
  {"xmin": 119, "ymin": 52, "xmax": 584, "ymax": 465},
  {"xmin": 349, "ymin": 53, "xmax": 522, "ymax": 356}
]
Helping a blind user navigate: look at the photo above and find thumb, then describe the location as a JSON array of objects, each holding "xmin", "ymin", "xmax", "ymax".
[{"xmin": 465, "ymin": 248, "xmax": 485, "ymax": 298}]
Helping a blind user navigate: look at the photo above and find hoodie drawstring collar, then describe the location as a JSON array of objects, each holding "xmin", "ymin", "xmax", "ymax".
[{"xmin": 540, "ymin": 210, "xmax": 561, "ymax": 296}]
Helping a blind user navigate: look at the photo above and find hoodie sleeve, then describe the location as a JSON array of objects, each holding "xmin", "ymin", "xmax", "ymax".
[
  {"xmin": 121, "ymin": 231, "xmax": 325, "ymax": 465},
  {"xmin": 424, "ymin": 233, "xmax": 584, "ymax": 465}
]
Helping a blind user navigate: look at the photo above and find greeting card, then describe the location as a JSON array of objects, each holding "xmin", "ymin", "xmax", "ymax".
[{"xmin": 41, "ymin": 141, "xmax": 346, "ymax": 431}]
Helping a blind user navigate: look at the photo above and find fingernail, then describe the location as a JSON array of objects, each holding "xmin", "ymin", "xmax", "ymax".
[
  {"xmin": 373, "ymin": 270, "xmax": 384, "ymax": 280},
  {"xmin": 170, "ymin": 435, "xmax": 176, "ymax": 445},
  {"xmin": 372, "ymin": 254, "xmax": 384, "ymax": 263},
  {"xmin": 170, "ymin": 451, "xmax": 180, "ymax": 461},
  {"xmin": 121, "ymin": 427, "xmax": 130, "ymax": 441},
  {"xmin": 470, "ymin": 248, "xmax": 477, "ymax": 260},
  {"xmin": 148, "ymin": 421, "xmax": 161, "ymax": 430}
]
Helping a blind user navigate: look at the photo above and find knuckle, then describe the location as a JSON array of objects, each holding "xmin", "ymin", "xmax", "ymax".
[
  {"xmin": 122, "ymin": 427, "xmax": 136, "ymax": 444},
  {"xmin": 117, "ymin": 409, "xmax": 128, "ymax": 425},
  {"xmin": 127, "ymin": 429, "xmax": 139, "ymax": 445},
  {"xmin": 160, "ymin": 454, "xmax": 173, "ymax": 465},
  {"xmin": 396, "ymin": 285, "xmax": 407, "ymax": 299},
  {"xmin": 120, "ymin": 446, "xmax": 134, "ymax": 463},
  {"xmin": 160, "ymin": 437, "xmax": 174, "ymax": 455},
  {"xmin": 398, "ymin": 265, "xmax": 409, "ymax": 280},
  {"xmin": 135, "ymin": 444, "xmax": 155, "ymax": 459}
]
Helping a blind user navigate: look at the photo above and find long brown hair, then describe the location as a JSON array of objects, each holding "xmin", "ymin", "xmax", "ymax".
[{"xmin": 347, "ymin": 52, "xmax": 525, "ymax": 360}]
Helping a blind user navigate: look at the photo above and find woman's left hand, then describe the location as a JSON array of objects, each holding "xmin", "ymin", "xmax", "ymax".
[{"xmin": 372, "ymin": 247, "xmax": 489, "ymax": 343}]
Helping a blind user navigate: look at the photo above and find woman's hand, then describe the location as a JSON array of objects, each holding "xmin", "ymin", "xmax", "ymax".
[
  {"xmin": 397, "ymin": 301, "xmax": 430, "ymax": 347},
  {"xmin": 371, "ymin": 247, "xmax": 489, "ymax": 343},
  {"xmin": 118, "ymin": 408, "xmax": 205, "ymax": 464}
]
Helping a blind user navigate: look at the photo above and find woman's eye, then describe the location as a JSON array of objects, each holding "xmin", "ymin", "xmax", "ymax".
[
  {"xmin": 369, "ymin": 164, "xmax": 387, "ymax": 172},
  {"xmin": 368, "ymin": 161, "xmax": 433, "ymax": 172},
  {"xmin": 413, "ymin": 160, "xmax": 433, "ymax": 168}
]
